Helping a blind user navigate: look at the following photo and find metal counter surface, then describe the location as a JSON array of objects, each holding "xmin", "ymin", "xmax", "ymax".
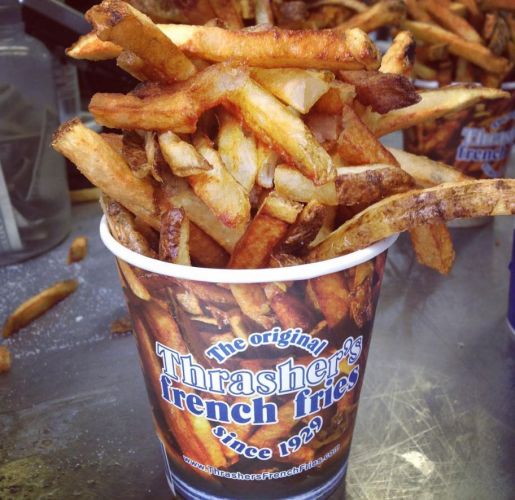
[{"xmin": 1, "ymin": 199, "xmax": 514, "ymax": 500}]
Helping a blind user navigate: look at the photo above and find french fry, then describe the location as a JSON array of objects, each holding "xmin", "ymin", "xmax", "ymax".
[
  {"xmin": 487, "ymin": 14, "xmax": 510, "ymax": 56},
  {"xmin": 335, "ymin": 0, "xmax": 407, "ymax": 33},
  {"xmin": 230, "ymin": 284, "xmax": 276, "ymax": 329},
  {"xmin": 249, "ymin": 68, "xmax": 333, "ymax": 114},
  {"xmin": 117, "ymin": 259, "xmax": 151, "ymax": 300},
  {"xmin": 159, "ymin": 24, "xmax": 381, "ymax": 70},
  {"xmin": 248, "ymin": 401, "xmax": 296, "ymax": 450},
  {"xmin": 189, "ymin": 223, "xmax": 229, "ymax": 268},
  {"xmin": 309, "ymin": 0, "xmax": 367, "ymax": 13},
  {"xmin": 53, "ymin": 120, "xmax": 156, "ymax": 225},
  {"xmin": 379, "ymin": 31, "xmax": 416, "ymax": 77},
  {"xmin": 86, "ymin": 0, "xmax": 196, "ymax": 82},
  {"xmin": 337, "ymin": 104, "xmax": 399, "ymax": 165},
  {"xmin": 67, "ymin": 236, "xmax": 88, "ymax": 264},
  {"xmin": 89, "ymin": 63, "xmax": 248, "ymax": 133},
  {"xmin": 339, "ymin": 70, "xmax": 421, "ymax": 114},
  {"xmin": 3, "ymin": 280, "xmax": 79, "ymax": 338},
  {"xmin": 229, "ymin": 192, "xmax": 302, "ymax": 269},
  {"xmin": 409, "ymin": 223, "xmax": 456, "ymax": 275},
  {"xmin": 349, "ymin": 261, "xmax": 374, "ymax": 328},
  {"xmin": 455, "ymin": 57, "xmax": 475, "ymax": 82},
  {"xmin": 256, "ymin": 142, "xmax": 278, "ymax": 189},
  {"xmin": 308, "ymin": 179, "xmax": 515, "ymax": 262},
  {"xmin": 159, "ymin": 207, "xmax": 191, "ymax": 265},
  {"xmin": 0, "ymin": 346, "xmax": 11, "ymax": 373},
  {"xmin": 422, "ymin": 0, "xmax": 483, "ymax": 43},
  {"xmin": 405, "ymin": 0, "xmax": 432, "ymax": 23},
  {"xmin": 178, "ymin": 280, "xmax": 237, "ymax": 305},
  {"xmin": 69, "ymin": 187, "xmax": 101, "ymax": 204},
  {"xmin": 101, "ymin": 195, "xmax": 157, "ymax": 257},
  {"xmin": 413, "ymin": 61, "xmax": 438, "ymax": 80},
  {"xmin": 362, "ymin": 85, "xmax": 510, "ymax": 137},
  {"xmin": 310, "ymin": 273, "xmax": 350, "ymax": 327},
  {"xmin": 402, "ymin": 20, "xmax": 510, "ymax": 74},
  {"xmin": 158, "ymin": 131, "xmax": 211, "ymax": 177},
  {"xmin": 188, "ymin": 134, "xmax": 251, "ymax": 228},
  {"xmin": 255, "ymin": 0, "xmax": 274, "ymax": 24},
  {"xmin": 480, "ymin": 0, "xmax": 515, "ymax": 11},
  {"xmin": 66, "ymin": 31, "xmax": 122, "ymax": 60},
  {"xmin": 388, "ymin": 147, "xmax": 472, "ymax": 186},
  {"xmin": 279, "ymin": 200, "xmax": 328, "ymax": 255},
  {"xmin": 227, "ymin": 76, "xmax": 335, "ymax": 185},
  {"xmin": 116, "ymin": 50, "xmax": 150, "ymax": 80},
  {"xmin": 416, "ymin": 43, "xmax": 449, "ymax": 63},
  {"xmin": 310, "ymin": 80, "xmax": 356, "ymax": 115},
  {"xmin": 217, "ymin": 111, "xmax": 259, "ymax": 192},
  {"xmin": 208, "ymin": 0, "xmax": 243, "ymax": 29}
]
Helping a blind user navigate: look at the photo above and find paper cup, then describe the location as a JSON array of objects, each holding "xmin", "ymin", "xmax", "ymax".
[
  {"xmin": 100, "ymin": 217, "xmax": 397, "ymax": 500},
  {"xmin": 404, "ymin": 81, "xmax": 515, "ymax": 227}
]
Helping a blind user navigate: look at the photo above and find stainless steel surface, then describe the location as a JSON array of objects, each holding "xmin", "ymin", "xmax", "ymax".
[{"xmin": 1, "ymin": 192, "xmax": 515, "ymax": 498}]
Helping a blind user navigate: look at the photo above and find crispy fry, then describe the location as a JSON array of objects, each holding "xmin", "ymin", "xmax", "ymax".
[
  {"xmin": 256, "ymin": 142, "xmax": 278, "ymax": 189},
  {"xmin": 362, "ymin": 86, "xmax": 510, "ymax": 137},
  {"xmin": 209, "ymin": 0, "xmax": 243, "ymax": 29},
  {"xmin": 159, "ymin": 24, "xmax": 380, "ymax": 70},
  {"xmin": 227, "ymin": 76, "xmax": 335, "ymax": 185},
  {"xmin": 311, "ymin": 80, "xmax": 356, "ymax": 115},
  {"xmin": 3, "ymin": 280, "xmax": 79, "ymax": 338},
  {"xmin": 379, "ymin": 31, "xmax": 416, "ymax": 77},
  {"xmin": 413, "ymin": 61, "xmax": 438, "ymax": 80},
  {"xmin": 86, "ymin": 0, "xmax": 196, "ymax": 82},
  {"xmin": 308, "ymin": 179, "xmax": 515, "ymax": 261},
  {"xmin": 230, "ymin": 284, "xmax": 275, "ymax": 329},
  {"xmin": 0, "ymin": 345, "xmax": 11, "ymax": 373},
  {"xmin": 337, "ymin": 104, "xmax": 399, "ymax": 165},
  {"xmin": 405, "ymin": 0, "xmax": 432, "ymax": 22},
  {"xmin": 409, "ymin": 223, "xmax": 456, "ymax": 275},
  {"xmin": 388, "ymin": 148, "xmax": 472, "ymax": 186},
  {"xmin": 335, "ymin": 0, "xmax": 406, "ymax": 33},
  {"xmin": 117, "ymin": 260, "xmax": 151, "ymax": 300},
  {"xmin": 179, "ymin": 280, "xmax": 237, "ymax": 305},
  {"xmin": 189, "ymin": 223, "xmax": 229, "ymax": 268},
  {"xmin": 480, "ymin": 0, "xmax": 515, "ymax": 11},
  {"xmin": 310, "ymin": 273, "xmax": 350, "ymax": 327},
  {"xmin": 67, "ymin": 236, "xmax": 88, "ymax": 264},
  {"xmin": 217, "ymin": 112, "xmax": 258, "ymax": 192},
  {"xmin": 121, "ymin": 130, "xmax": 151, "ymax": 178},
  {"xmin": 110, "ymin": 314, "xmax": 132, "ymax": 334},
  {"xmin": 53, "ymin": 120, "xmax": 156, "ymax": 225},
  {"xmin": 309, "ymin": 0, "xmax": 367, "ymax": 13},
  {"xmin": 159, "ymin": 207, "xmax": 191, "ymax": 265},
  {"xmin": 66, "ymin": 31, "xmax": 122, "ymax": 60},
  {"xmin": 229, "ymin": 192, "xmax": 302, "ymax": 269},
  {"xmin": 69, "ymin": 187, "xmax": 101, "ymax": 204},
  {"xmin": 416, "ymin": 43, "xmax": 449, "ymax": 63},
  {"xmin": 250, "ymin": 68, "xmax": 333, "ymax": 114},
  {"xmin": 158, "ymin": 131, "xmax": 211, "ymax": 177},
  {"xmin": 455, "ymin": 57, "xmax": 475, "ymax": 82},
  {"xmin": 279, "ymin": 200, "xmax": 328, "ymax": 255},
  {"xmin": 338, "ymin": 70, "xmax": 420, "ymax": 114},
  {"xmin": 89, "ymin": 63, "xmax": 247, "ymax": 133},
  {"xmin": 422, "ymin": 0, "xmax": 483, "ymax": 43},
  {"xmin": 402, "ymin": 20, "xmax": 510, "ymax": 74},
  {"xmin": 487, "ymin": 14, "xmax": 510, "ymax": 56}
]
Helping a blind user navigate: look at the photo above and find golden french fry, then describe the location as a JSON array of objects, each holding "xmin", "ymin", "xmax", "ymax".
[
  {"xmin": 310, "ymin": 273, "xmax": 350, "ymax": 327},
  {"xmin": 53, "ymin": 119, "xmax": 156, "ymax": 225},
  {"xmin": 250, "ymin": 68, "xmax": 333, "ymax": 114},
  {"xmin": 159, "ymin": 24, "xmax": 381, "ymax": 70},
  {"xmin": 379, "ymin": 31, "xmax": 416, "ymax": 77},
  {"xmin": 405, "ymin": 0, "xmax": 432, "ymax": 22},
  {"xmin": 335, "ymin": 0, "xmax": 406, "ymax": 33},
  {"xmin": 188, "ymin": 224, "xmax": 229, "ymax": 268},
  {"xmin": 455, "ymin": 57, "xmax": 475, "ymax": 82},
  {"xmin": 339, "ymin": 70, "xmax": 421, "ymax": 114},
  {"xmin": 227, "ymin": 76, "xmax": 335, "ymax": 185},
  {"xmin": 402, "ymin": 20, "xmax": 510, "ymax": 74},
  {"xmin": 67, "ymin": 236, "xmax": 88, "ymax": 264},
  {"xmin": 413, "ymin": 61, "xmax": 438, "ymax": 80},
  {"xmin": 409, "ymin": 223, "xmax": 456, "ymax": 275},
  {"xmin": 159, "ymin": 207, "xmax": 191, "ymax": 265},
  {"xmin": 416, "ymin": 43, "xmax": 449, "ymax": 63},
  {"xmin": 69, "ymin": 187, "xmax": 101, "ymax": 204},
  {"xmin": 230, "ymin": 284, "xmax": 276, "ymax": 328},
  {"xmin": 311, "ymin": 80, "xmax": 356, "ymax": 115},
  {"xmin": 308, "ymin": 179, "xmax": 515, "ymax": 262},
  {"xmin": 217, "ymin": 111, "xmax": 258, "ymax": 192},
  {"xmin": 209, "ymin": 0, "xmax": 243, "ymax": 28},
  {"xmin": 362, "ymin": 86, "xmax": 510, "ymax": 137},
  {"xmin": 66, "ymin": 31, "xmax": 122, "ymax": 60},
  {"xmin": 89, "ymin": 63, "xmax": 247, "ymax": 132},
  {"xmin": 480, "ymin": 0, "xmax": 515, "ymax": 11},
  {"xmin": 190, "ymin": 134, "xmax": 251, "ymax": 228},
  {"xmin": 421, "ymin": 0, "xmax": 483, "ymax": 43},
  {"xmin": 309, "ymin": 0, "xmax": 367, "ymax": 13},
  {"xmin": 229, "ymin": 192, "xmax": 302, "ymax": 269},
  {"xmin": 388, "ymin": 147, "xmax": 472, "ymax": 186},
  {"xmin": 116, "ymin": 50, "xmax": 150, "ymax": 80},
  {"xmin": 337, "ymin": 104, "xmax": 399, "ymax": 165},
  {"xmin": 3, "ymin": 280, "xmax": 79, "ymax": 338},
  {"xmin": 158, "ymin": 131, "xmax": 211, "ymax": 177},
  {"xmin": 255, "ymin": 142, "xmax": 278, "ymax": 189},
  {"xmin": 86, "ymin": 0, "xmax": 196, "ymax": 82}
]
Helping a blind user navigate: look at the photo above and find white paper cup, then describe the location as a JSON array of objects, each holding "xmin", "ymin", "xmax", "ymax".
[{"xmin": 101, "ymin": 216, "xmax": 397, "ymax": 500}]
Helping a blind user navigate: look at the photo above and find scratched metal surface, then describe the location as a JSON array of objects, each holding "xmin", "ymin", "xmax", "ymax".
[{"xmin": 1, "ymin": 185, "xmax": 515, "ymax": 498}]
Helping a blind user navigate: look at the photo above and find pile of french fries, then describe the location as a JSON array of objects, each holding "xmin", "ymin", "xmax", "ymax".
[
  {"xmin": 403, "ymin": 0, "xmax": 514, "ymax": 86},
  {"xmin": 57, "ymin": 0, "xmax": 515, "ymax": 276},
  {"xmin": 117, "ymin": 0, "xmax": 406, "ymax": 33}
]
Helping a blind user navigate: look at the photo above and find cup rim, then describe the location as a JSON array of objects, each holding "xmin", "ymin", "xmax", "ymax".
[{"xmin": 99, "ymin": 216, "xmax": 398, "ymax": 284}]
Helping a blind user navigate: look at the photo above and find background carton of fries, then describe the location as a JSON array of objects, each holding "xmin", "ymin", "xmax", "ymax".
[{"xmin": 112, "ymin": 237, "xmax": 389, "ymax": 498}]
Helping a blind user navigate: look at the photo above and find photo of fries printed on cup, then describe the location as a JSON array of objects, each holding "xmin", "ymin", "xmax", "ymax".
[
  {"xmin": 106, "ymin": 225, "xmax": 389, "ymax": 499},
  {"xmin": 404, "ymin": 82, "xmax": 515, "ymax": 179}
]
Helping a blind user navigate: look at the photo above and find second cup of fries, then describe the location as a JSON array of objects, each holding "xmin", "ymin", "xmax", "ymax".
[{"xmin": 53, "ymin": 0, "xmax": 515, "ymax": 497}]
